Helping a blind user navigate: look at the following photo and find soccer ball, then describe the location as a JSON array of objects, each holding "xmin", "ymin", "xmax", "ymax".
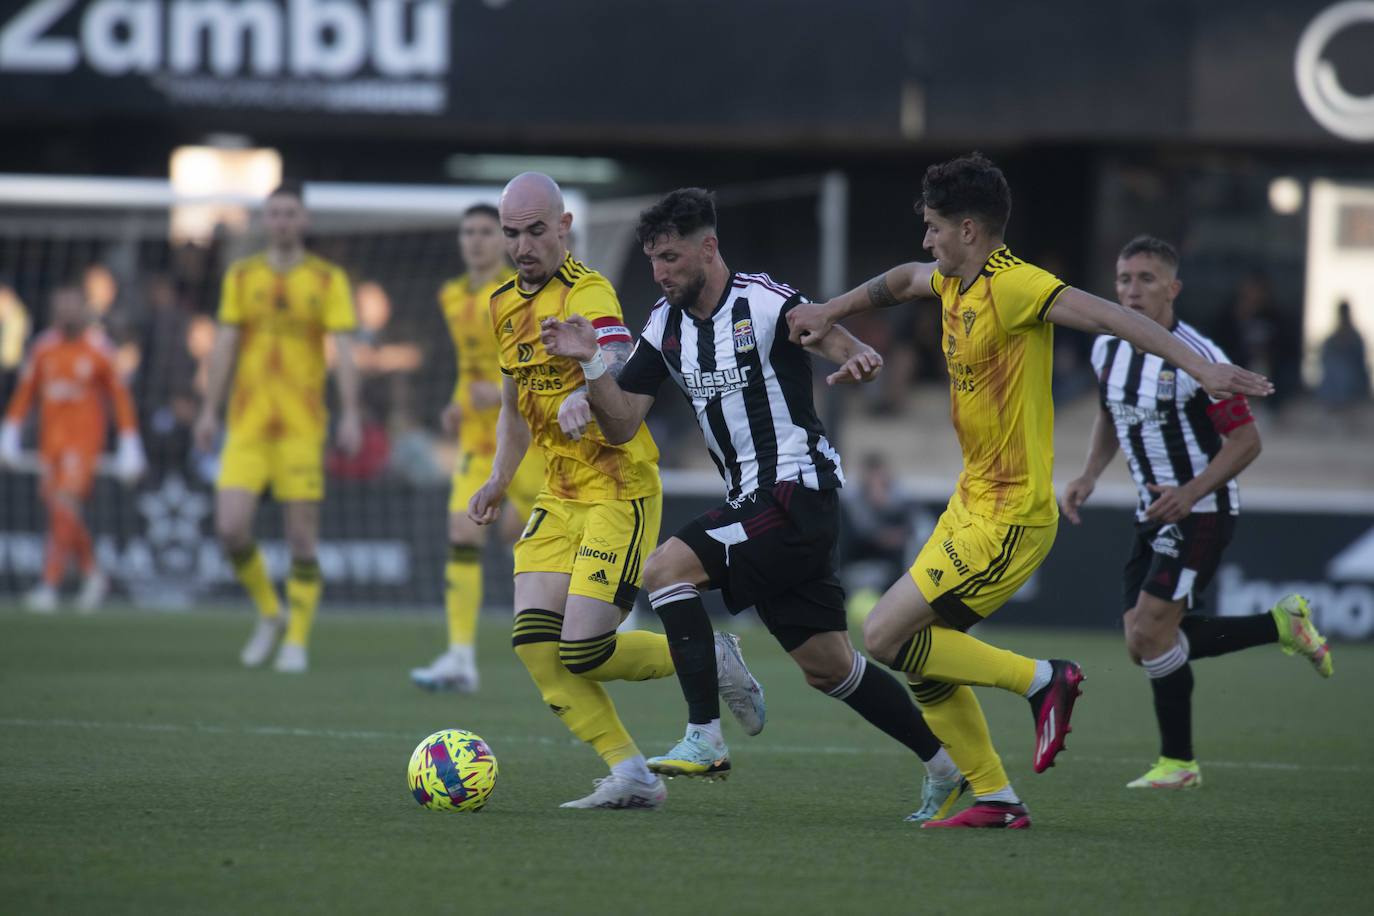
[{"xmin": 407, "ymin": 729, "xmax": 498, "ymax": 812}]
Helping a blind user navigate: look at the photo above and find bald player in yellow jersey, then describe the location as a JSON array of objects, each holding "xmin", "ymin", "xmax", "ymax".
[
  {"xmin": 195, "ymin": 182, "xmax": 362, "ymax": 674},
  {"xmin": 468, "ymin": 172, "xmax": 680, "ymax": 810},
  {"xmin": 411, "ymin": 204, "xmax": 544, "ymax": 692},
  {"xmin": 789, "ymin": 153, "xmax": 1273, "ymax": 828}
]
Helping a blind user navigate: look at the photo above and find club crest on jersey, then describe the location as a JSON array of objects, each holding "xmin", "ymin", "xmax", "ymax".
[
  {"xmin": 733, "ymin": 318, "xmax": 756, "ymax": 354},
  {"xmin": 1156, "ymin": 370, "xmax": 1176, "ymax": 401},
  {"xmin": 962, "ymin": 307, "xmax": 977, "ymax": 336}
]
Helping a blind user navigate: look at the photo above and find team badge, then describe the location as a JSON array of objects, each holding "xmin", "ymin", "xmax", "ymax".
[
  {"xmin": 1156, "ymin": 370, "xmax": 1176, "ymax": 401},
  {"xmin": 962, "ymin": 307, "xmax": 977, "ymax": 336},
  {"xmin": 517, "ymin": 343, "xmax": 534, "ymax": 363},
  {"xmin": 733, "ymin": 318, "xmax": 756, "ymax": 354}
]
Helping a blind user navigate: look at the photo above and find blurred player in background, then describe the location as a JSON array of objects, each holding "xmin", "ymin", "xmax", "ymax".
[
  {"xmin": 471, "ymin": 173, "xmax": 758, "ymax": 810},
  {"xmin": 194, "ymin": 182, "xmax": 362, "ymax": 674},
  {"xmin": 410, "ymin": 204, "xmax": 544, "ymax": 692},
  {"xmin": 788, "ymin": 153, "xmax": 1273, "ymax": 828},
  {"xmin": 1, "ymin": 283, "xmax": 146, "ymax": 612},
  {"xmin": 1061, "ymin": 235, "xmax": 1331, "ymax": 790}
]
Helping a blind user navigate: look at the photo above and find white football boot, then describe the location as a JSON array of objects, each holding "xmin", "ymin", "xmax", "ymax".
[
  {"xmin": 715, "ymin": 632, "xmax": 766, "ymax": 736},
  {"xmin": 559, "ymin": 773, "xmax": 667, "ymax": 810},
  {"xmin": 240, "ymin": 614, "xmax": 287, "ymax": 668},
  {"xmin": 75, "ymin": 571, "xmax": 109, "ymax": 615},
  {"xmin": 410, "ymin": 645, "xmax": 479, "ymax": 692},
  {"xmin": 274, "ymin": 642, "xmax": 309, "ymax": 673},
  {"xmin": 24, "ymin": 583, "xmax": 59, "ymax": 614}
]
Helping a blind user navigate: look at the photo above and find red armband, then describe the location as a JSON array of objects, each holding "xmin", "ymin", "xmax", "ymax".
[
  {"xmin": 592, "ymin": 316, "xmax": 632, "ymax": 344},
  {"xmin": 1206, "ymin": 395, "xmax": 1253, "ymax": 435}
]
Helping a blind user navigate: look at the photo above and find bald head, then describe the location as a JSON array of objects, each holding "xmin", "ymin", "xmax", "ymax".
[{"xmin": 499, "ymin": 172, "xmax": 573, "ymax": 287}]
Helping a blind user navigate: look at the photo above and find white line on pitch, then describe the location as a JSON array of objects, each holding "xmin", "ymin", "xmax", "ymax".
[{"xmin": 1, "ymin": 716, "xmax": 1368, "ymax": 774}]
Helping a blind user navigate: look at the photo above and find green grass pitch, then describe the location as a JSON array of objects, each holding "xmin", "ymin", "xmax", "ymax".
[{"xmin": 2, "ymin": 608, "xmax": 1370, "ymax": 915}]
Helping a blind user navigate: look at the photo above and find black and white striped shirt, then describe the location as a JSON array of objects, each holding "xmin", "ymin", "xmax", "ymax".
[
  {"xmin": 618, "ymin": 272, "xmax": 844, "ymax": 499},
  {"xmin": 1091, "ymin": 319, "xmax": 1239, "ymax": 522}
]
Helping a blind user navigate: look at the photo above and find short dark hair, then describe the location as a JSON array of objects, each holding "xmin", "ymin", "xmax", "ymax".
[
  {"xmin": 635, "ymin": 188, "xmax": 717, "ymax": 247},
  {"xmin": 1118, "ymin": 235, "xmax": 1179, "ymax": 269},
  {"xmin": 463, "ymin": 203, "xmax": 500, "ymax": 223},
  {"xmin": 268, "ymin": 180, "xmax": 304, "ymax": 203},
  {"xmin": 918, "ymin": 152, "xmax": 1011, "ymax": 237}
]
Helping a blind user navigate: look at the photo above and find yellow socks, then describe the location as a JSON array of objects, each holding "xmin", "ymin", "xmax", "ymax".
[
  {"xmin": 229, "ymin": 545, "xmax": 280, "ymax": 618},
  {"xmin": 284, "ymin": 559, "xmax": 322, "ymax": 648},
  {"xmin": 559, "ymin": 630, "xmax": 676, "ymax": 682},
  {"xmin": 512, "ymin": 610, "xmax": 640, "ymax": 767},
  {"xmin": 910, "ymin": 681, "xmax": 1011, "ymax": 797},
  {"xmin": 895, "ymin": 626, "xmax": 1036, "ymax": 694},
  {"xmin": 445, "ymin": 544, "xmax": 482, "ymax": 649}
]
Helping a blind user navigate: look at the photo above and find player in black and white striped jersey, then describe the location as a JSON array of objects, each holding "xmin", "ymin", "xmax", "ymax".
[
  {"xmin": 1061, "ymin": 235, "xmax": 1333, "ymax": 790},
  {"xmin": 542, "ymin": 189, "xmax": 964, "ymax": 813}
]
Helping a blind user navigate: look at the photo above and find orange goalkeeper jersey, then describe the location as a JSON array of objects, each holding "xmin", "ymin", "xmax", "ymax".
[{"xmin": 4, "ymin": 328, "xmax": 137, "ymax": 457}]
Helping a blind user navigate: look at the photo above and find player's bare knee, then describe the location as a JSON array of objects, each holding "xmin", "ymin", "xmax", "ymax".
[
  {"xmin": 216, "ymin": 518, "xmax": 251, "ymax": 554},
  {"xmin": 860, "ymin": 617, "xmax": 898, "ymax": 666},
  {"xmin": 642, "ymin": 540, "xmax": 701, "ymax": 593}
]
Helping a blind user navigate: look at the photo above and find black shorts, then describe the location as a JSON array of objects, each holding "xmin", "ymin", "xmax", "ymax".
[
  {"xmin": 676, "ymin": 481, "xmax": 846, "ymax": 652},
  {"xmin": 1122, "ymin": 513, "xmax": 1236, "ymax": 611}
]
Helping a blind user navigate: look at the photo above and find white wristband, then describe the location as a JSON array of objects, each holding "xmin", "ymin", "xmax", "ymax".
[{"xmin": 580, "ymin": 350, "xmax": 607, "ymax": 381}]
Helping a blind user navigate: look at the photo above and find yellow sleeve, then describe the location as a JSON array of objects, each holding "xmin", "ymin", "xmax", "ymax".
[
  {"xmin": 989, "ymin": 262, "xmax": 1067, "ymax": 333},
  {"xmin": 217, "ymin": 264, "xmax": 242, "ymax": 325},
  {"xmin": 929, "ymin": 266, "xmax": 944, "ymax": 298},
  {"xmin": 323, "ymin": 267, "xmax": 356, "ymax": 332},
  {"xmin": 567, "ymin": 277, "xmax": 632, "ymax": 346}
]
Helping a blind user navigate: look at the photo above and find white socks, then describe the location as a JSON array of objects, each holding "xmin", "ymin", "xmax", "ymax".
[
  {"xmin": 688, "ymin": 719, "xmax": 725, "ymax": 748},
  {"xmin": 925, "ymin": 747, "xmax": 961, "ymax": 782},
  {"xmin": 976, "ymin": 785, "xmax": 1021, "ymax": 804},
  {"xmin": 1024, "ymin": 659, "xmax": 1053, "ymax": 697},
  {"xmin": 611, "ymin": 755, "xmax": 655, "ymax": 784}
]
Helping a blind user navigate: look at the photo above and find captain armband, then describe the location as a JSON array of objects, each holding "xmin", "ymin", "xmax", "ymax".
[{"xmin": 1206, "ymin": 395, "xmax": 1253, "ymax": 435}]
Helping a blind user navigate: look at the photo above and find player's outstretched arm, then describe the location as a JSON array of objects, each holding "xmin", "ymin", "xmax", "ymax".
[
  {"xmin": 193, "ymin": 324, "xmax": 241, "ymax": 453},
  {"xmin": 331, "ymin": 333, "xmax": 363, "ymax": 457},
  {"xmin": 1060, "ymin": 406, "xmax": 1119, "ymax": 525},
  {"xmin": 786, "ymin": 262, "xmax": 938, "ymax": 345},
  {"xmin": 802, "ymin": 324, "xmax": 885, "ymax": 385},
  {"xmin": 469, "ymin": 377, "xmax": 532, "ymax": 525},
  {"xmin": 1044, "ymin": 289, "xmax": 1274, "ymax": 399},
  {"xmin": 540, "ymin": 316, "xmax": 654, "ymax": 445},
  {"xmin": 1144, "ymin": 413, "xmax": 1261, "ymax": 525}
]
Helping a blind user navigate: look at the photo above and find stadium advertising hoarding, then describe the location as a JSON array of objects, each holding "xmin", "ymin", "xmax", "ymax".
[
  {"xmin": 1, "ymin": 472, "xmax": 1371, "ymax": 641},
  {"xmin": 0, "ymin": 0, "xmax": 1370, "ymax": 145}
]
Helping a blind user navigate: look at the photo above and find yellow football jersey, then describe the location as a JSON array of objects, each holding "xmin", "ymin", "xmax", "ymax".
[
  {"xmin": 931, "ymin": 245, "xmax": 1067, "ymax": 526},
  {"xmin": 441, "ymin": 269, "xmax": 515, "ymax": 458},
  {"xmin": 217, "ymin": 252, "xmax": 355, "ymax": 443},
  {"xmin": 491, "ymin": 253, "xmax": 660, "ymax": 502}
]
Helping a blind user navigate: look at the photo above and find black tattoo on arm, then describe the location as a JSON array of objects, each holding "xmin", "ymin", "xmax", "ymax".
[
  {"xmin": 866, "ymin": 275, "xmax": 900, "ymax": 309},
  {"xmin": 603, "ymin": 340, "xmax": 633, "ymax": 380}
]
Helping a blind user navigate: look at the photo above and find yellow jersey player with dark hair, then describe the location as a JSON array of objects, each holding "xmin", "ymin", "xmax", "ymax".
[
  {"xmin": 788, "ymin": 153, "xmax": 1273, "ymax": 828},
  {"xmin": 194, "ymin": 182, "xmax": 362, "ymax": 674},
  {"xmin": 411, "ymin": 203, "xmax": 544, "ymax": 692},
  {"xmin": 470, "ymin": 173, "xmax": 762, "ymax": 810}
]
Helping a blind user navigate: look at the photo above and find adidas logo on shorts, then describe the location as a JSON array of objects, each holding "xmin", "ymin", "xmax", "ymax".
[
  {"xmin": 587, "ymin": 569, "xmax": 610, "ymax": 586},
  {"xmin": 926, "ymin": 568, "xmax": 944, "ymax": 587}
]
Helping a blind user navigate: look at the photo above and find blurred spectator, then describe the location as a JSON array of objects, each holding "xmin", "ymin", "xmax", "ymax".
[
  {"xmin": 326, "ymin": 410, "xmax": 390, "ymax": 481},
  {"xmin": 1210, "ymin": 271, "xmax": 1300, "ymax": 410},
  {"xmin": 0, "ymin": 282, "xmax": 30, "ymax": 408},
  {"xmin": 386, "ymin": 411, "xmax": 446, "ymax": 486},
  {"xmin": 1317, "ymin": 301, "xmax": 1370, "ymax": 412},
  {"xmin": 839, "ymin": 453, "xmax": 915, "ymax": 612},
  {"xmin": 350, "ymin": 280, "xmax": 422, "ymax": 423},
  {"xmin": 1052, "ymin": 336, "xmax": 1094, "ymax": 402},
  {"xmin": 131, "ymin": 274, "xmax": 197, "ymax": 478}
]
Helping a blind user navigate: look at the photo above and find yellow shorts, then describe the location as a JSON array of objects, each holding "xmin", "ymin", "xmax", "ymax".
[
  {"xmin": 513, "ymin": 492, "xmax": 661, "ymax": 610},
  {"xmin": 218, "ymin": 436, "xmax": 324, "ymax": 502},
  {"xmin": 910, "ymin": 494, "xmax": 1057, "ymax": 630},
  {"xmin": 448, "ymin": 448, "xmax": 544, "ymax": 520}
]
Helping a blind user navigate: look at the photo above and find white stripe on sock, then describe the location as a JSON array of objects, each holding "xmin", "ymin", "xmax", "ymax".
[
  {"xmin": 826, "ymin": 653, "xmax": 867, "ymax": 699},
  {"xmin": 648, "ymin": 583, "xmax": 699, "ymax": 608},
  {"xmin": 1142, "ymin": 638, "xmax": 1188, "ymax": 679}
]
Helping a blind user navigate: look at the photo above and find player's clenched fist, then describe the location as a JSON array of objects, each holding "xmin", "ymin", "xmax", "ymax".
[
  {"xmin": 558, "ymin": 389, "xmax": 593, "ymax": 442},
  {"xmin": 540, "ymin": 315, "xmax": 598, "ymax": 362},
  {"xmin": 467, "ymin": 477, "xmax": 507, "ymax": 526}
]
